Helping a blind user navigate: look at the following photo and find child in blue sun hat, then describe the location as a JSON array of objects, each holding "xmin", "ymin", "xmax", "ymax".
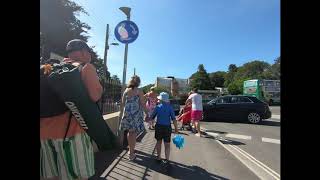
[{"xmin": 150, "ymin": 92, "xmax": 179, "ymax": 165}]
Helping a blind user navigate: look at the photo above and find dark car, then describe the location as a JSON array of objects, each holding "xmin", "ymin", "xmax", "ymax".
[
  {"xmin": 170, "ymin": 99, "xmax": 181, "ymax": 115},
  {"xmin": 203, "ymin": 95, "xmax": 271, "ymax": 124}
]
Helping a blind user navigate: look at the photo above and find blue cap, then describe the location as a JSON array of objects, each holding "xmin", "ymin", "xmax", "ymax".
[{"xmin": 157, "ymin": 92, "xmax": 170, "ymax": 102}]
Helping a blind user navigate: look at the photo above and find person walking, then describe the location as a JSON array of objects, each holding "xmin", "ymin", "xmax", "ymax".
[
  {"xmin": 40, "ymin": 39, "xmax": 102, "ymax": 180},
  {"xmin": 144, "ymin": 86, "xmax": 158, "ymax": 129},
  {"xmin": 151, "ymin": 92, "xmax": 179, "ymax": 165},
  {"xmin": 186, "ymin": 88, "xmax": 203, "ymax": 137},
  {"xmin": 120, "ymin": 75, "xmax": 148, "ymax": 160}
]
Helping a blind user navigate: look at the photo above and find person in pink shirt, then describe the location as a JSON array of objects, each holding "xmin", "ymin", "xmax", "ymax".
[{"xmin": 144, "ymin": 86, "xmax": 158, "ymax": 129}]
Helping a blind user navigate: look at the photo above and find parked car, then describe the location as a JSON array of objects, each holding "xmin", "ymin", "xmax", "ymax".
[
  {"xmin": 170, "ymin": 99, "xmax": 181, "ymax": 115},
  {"xmin": 202, "ymin": 95, "xmax": 271, "ymax": 124}
]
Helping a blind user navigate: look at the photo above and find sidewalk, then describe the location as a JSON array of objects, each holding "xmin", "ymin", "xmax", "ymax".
[{"xmin": 89, "ymin": 127, "xmax": 259, "ymax": 180}]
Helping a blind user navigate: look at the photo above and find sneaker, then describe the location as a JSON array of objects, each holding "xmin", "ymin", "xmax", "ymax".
[
  {"xmin": 162, "ymin": 159, "xmax": 171, "ymax": 168},
  {"xmin": 195, "ymin": 133, "xmax": 201, "ymax": 137},
  {"xmin": 155, "ymin": 156, "xmax": 162, "ymax": 163},
  {"xmin": 162, "ymin": 159, "xmax": 169, "ymax": 165}
]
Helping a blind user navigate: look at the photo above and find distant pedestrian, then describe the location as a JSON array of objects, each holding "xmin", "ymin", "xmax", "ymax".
[
  {"xmin": 144, "ymin": 86, "xmax": 158, "ymax": 129},
  {"xmin": 186, "ymin": 88, "xmax": 203, "ymax": 137}
]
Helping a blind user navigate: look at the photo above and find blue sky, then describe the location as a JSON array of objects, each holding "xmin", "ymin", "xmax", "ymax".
[{"xmin": 77, "ymin": 0, "xmax": 280, "ymax": 86}]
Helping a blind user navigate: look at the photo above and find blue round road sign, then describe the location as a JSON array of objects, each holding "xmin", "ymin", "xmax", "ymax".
[{"xmin": 114, "ymin": 20, "xmax": 139, "ymax": 44}]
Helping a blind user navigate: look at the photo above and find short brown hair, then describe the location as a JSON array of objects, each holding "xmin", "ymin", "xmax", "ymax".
[{"xmin": 127, "ymin": 75, "xmax": 141, "ymax": 89}]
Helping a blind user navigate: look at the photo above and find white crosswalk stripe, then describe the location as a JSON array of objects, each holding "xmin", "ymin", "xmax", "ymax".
[{"xmin": 262, "ymin": 137, "xmax": 280, "ymax": 144}]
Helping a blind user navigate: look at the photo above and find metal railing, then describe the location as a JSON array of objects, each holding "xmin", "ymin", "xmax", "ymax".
[{"xmin": 102, "ymin": 78, "xmax": 122, "ymax": 115}]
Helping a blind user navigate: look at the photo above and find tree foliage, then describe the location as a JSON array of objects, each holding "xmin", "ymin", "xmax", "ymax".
[
  {"xmin": 209, "ymin": 71, "xmax": 227, "ymax": 88},
  {"xmin": 189, "ymin": 64, "xmax": 213, "ymax": 90},
  {"xmin": 40, "ymin": 0, "xmax": 97, "ymax": 60},
  {"xmin": 193, "ymin": 57, "xmax": 280, "ymax": 95},
  {"xmin": 141, "ymin": 84, "xmax": 154, "ymax": 94}
]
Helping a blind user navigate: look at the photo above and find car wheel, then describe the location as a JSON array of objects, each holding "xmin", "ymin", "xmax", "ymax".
[{"xmin": 247, "ymin": 112, "xmax": 261, "ymax": 124}]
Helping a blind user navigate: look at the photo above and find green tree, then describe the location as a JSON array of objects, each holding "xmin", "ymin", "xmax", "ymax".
[
  {"xmin": 209, "ymin": 71, "xmax": 227, "ymax": 88},
  {"xmin": 190, "ymin": 64, "xmax": 213, "ymax": 90},
  {"xmin": 111, "ymin": 75, "xmax": 121, "ymax": 83},
  {"xmin": 40, "ymin": 0, "xmax": 92, "ymax": 59},
  {"xmin": 91, "ymin": 57, "xmax": 111, "ymax": 82},
  {"xmin": 223, "ymin": 60, "xmax": 276, "ymax": 95},
  {"xmin": 153, "ymin": 86, "xmax": 173, "ymax": 98},
  {"xmin": 141, "ymin": 84, "xmax": 154, "ymax": 94},
  {"xmin": 270, "ymin": 57, "xmax": 280, "ymax": 79},
  {"xmin": 228, "ymin": 64, "xmax": 238, "ymax": 73},
  {"xmin": 235, "ymin": 60, "xmax": 271, "ymax": 80},
  {"xmin": 227, "ymin": 82, "xmax": 241, "ymax": 95},
  {"xmin": 224, "ymin": 64, "xmax": 238, "ymax": 87},
  {"xmin": 227, "ymin": 77, "xmax": 250, "ymax": 95}
]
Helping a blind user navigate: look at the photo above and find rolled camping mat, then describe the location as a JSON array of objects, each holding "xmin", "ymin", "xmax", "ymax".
[{"xmin": 48, "ymin": 63, "xmax": 116, "ymax": 151}]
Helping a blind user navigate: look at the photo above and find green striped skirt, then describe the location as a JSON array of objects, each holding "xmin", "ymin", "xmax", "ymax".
[{"xmin": 40, "ymin": 132, "xmax": 95, "ymax": 180}]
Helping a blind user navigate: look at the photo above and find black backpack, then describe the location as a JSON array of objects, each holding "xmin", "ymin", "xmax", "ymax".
[{"xmin": 40, "ymin": 60, "xmax": 69, "ymax": 118}]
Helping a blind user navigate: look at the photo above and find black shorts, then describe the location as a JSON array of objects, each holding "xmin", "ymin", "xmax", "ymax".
[{"xmin": 155, "ymin": 124, "xmax": 172, "ymax": 143}]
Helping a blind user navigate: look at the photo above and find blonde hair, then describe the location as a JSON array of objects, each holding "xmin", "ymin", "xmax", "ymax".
[
  {"xmin": 150, "ymin": 86, "xmax": 156, "ymax": 91},
  {"xmin": 127, "ymin": 75, "xmax": 141, "ymax": 89}
]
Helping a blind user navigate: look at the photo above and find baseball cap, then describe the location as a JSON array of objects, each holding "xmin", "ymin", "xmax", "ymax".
[
  {"xmin": 157, "ymin": 92, "xmax": 170, "ymax": 102},
  {"xmin": 66, "ymin": 39, "xmax": 91, "ymax": 53}
]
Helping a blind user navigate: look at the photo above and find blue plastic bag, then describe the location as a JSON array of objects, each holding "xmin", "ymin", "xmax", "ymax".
[{"xmin": 172, "ymin": 135, "xmax": 185, "ymax": 149}]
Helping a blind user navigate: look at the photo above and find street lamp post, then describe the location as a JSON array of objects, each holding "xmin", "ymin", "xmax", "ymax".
[
  {"xmin": 119, "ymin": 7, "xmax": 131, "ymax": 95},
  {"xmin": 118, "ymin": 6, "xmax": 131, "ymax": 139},
  {"xmin": 101, "ymin": 24, "xmax": 119, "ymax": 115}
]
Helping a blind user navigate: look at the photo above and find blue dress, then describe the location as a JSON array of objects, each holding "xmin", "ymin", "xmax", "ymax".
[{"xmin": 120, "ymin": 95, "xmax": 145, "ymax": 133}]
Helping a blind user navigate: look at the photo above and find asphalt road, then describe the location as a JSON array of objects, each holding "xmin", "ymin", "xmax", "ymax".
[
  {"xmin": 92, "ymin": 129, "xmax": 260, "ymax": 180},
  {"xmin": 200, "ymin": 106, "xmax": 281, "ymax": 179},
  {"xmin": 269, "ymin": 106, "xmax": 280, "ymax": 115}
]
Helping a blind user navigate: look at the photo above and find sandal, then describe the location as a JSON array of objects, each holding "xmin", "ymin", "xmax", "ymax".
[{"xmin": 129, "ymin": 153, "xmax": 136, "ymax": 161}]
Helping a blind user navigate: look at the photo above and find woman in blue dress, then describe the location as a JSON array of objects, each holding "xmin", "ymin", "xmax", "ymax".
[{"xmin": 120, "ymin": 75, "xmax": 148, "ymax": 160}]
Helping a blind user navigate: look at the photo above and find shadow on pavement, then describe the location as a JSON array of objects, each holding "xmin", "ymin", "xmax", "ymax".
[
  {"xmin": 219, "ymin": 139, "xmax": 246, "ymax": 146},
  {"xmin": 176, "ymin": 131, "xmax": 190, "ymax": 136},
  {"xmin": 204, "ymin": 130, "xmax": 227, "ymax": 134},
  {"xmin": 90, "ymin": 149, "xmax": 124, "ymax": 180},
  {"xmin": 136, "ymin": 130, "xmax": 147, "ymax": 142},
  {"xmin": 259, "ymin": 120, "xmax": 280, "ymax": 127},
  {"xmin": 201, "ymin": 132, "xmax": 246, "ymax": 146},
  {"xmin": 133, "ymin": 150, "xmax": 230, "ymax": 180}
]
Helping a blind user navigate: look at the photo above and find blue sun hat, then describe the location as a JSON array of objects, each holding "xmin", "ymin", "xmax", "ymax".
[{"xmin": 157, "ymin": 92, "xmax": 170, "ymax": 102}]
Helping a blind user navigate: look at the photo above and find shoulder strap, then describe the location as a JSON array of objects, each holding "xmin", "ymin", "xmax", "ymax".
[{"xmin": 63, "ymin": 111, "xmax": 73, "ymax": 141}]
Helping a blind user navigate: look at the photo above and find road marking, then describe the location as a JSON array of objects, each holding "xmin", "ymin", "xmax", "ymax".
[
  {"xmin": 226, "ymin": 133, "xmax": 252, "ymax": 140},
  {"xmin": 216, "ymin": 140, "xmax": 280, "ymax": 180},
  {"xmin": 271, "ymin": 114, "xmax": 280, "ymax": 119},
  {"xmin": 205, "ymin": 132, "xmax": 220, "ymax": 137},
  {"xmin": 203, "ymin": 128, "xmax": 281, "ymax": 179},
  {"xmin": 232, "ymin": 145, "xmax": 280, "ymax": 179},
  {"xmin": 262, "ymin": 137, "xmax": 280, "ymax": 144}
]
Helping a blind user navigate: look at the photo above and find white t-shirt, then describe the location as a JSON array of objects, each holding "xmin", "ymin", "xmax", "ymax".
[{"xmin": 188, "ymin": 93, "xmax": 203, "ymax": 111}]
